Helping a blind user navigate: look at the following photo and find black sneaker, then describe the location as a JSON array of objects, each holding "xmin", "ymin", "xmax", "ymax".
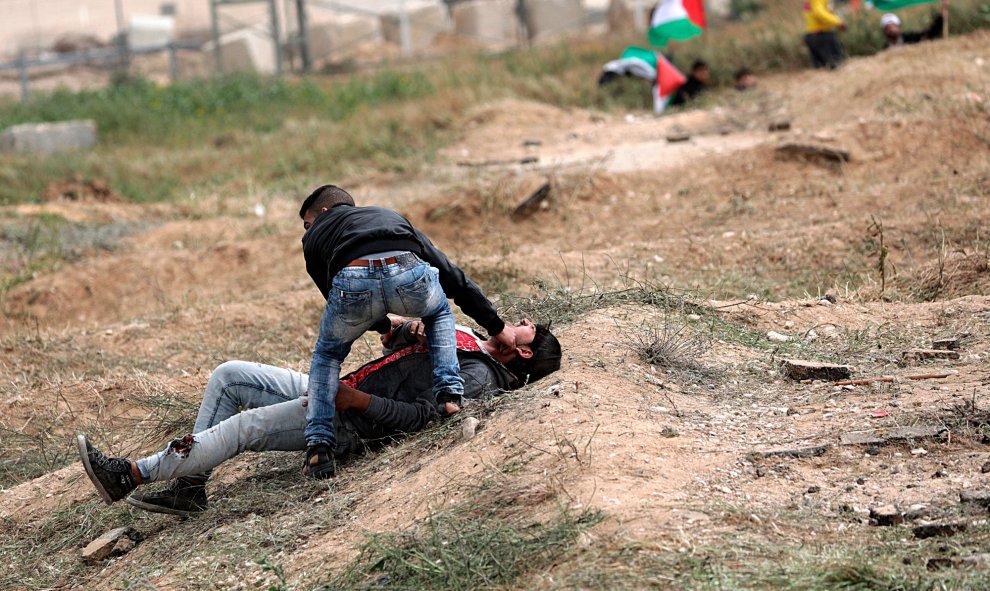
[
  {"xmin": 126, "ymin": 477, "xmax": 208, "ymax": 517},
  {"xmin": 303, "ymin": 444, "xmax": 335, "ymax": 479},
  {"xmin": 76, "ymin": 434, "xmax": 138, "ymax": 504}
]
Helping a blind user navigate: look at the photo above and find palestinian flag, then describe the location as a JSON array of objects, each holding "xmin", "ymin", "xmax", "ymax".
[
  {"xmin": 653, "ymin": 54, "xmax": 687, "ymax": 114},
  {"xmin": 648, "ymin": 0, "xmax": 706, "ymax": 48},
  {"xmin": 868, "ymin": 0, "xmax": 938, "ymax": 9},
  {"xmin": 600, "ymin": 46, "xmax": 658, "ymax": 82}
]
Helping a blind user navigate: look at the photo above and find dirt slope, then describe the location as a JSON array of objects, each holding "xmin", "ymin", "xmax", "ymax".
[{"xmin": 2, "ymin": 33, "xmax": 990, "ymax": 590}]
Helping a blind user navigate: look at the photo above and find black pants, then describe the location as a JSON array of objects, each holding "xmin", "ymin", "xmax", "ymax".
[{"xmin": 804, "ymin": 31, "xmax": 844, "ymax": 70}]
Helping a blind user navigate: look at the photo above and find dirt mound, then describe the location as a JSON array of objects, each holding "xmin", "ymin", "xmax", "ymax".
[
  {"xmin": 896, "ymin": 251, "xmax": 990, "ymax": 302},
  {"xmin": 41, "ymin": 177, "xmax": 124, "ymax": 203}
]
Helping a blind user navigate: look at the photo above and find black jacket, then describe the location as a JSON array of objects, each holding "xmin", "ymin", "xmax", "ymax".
[
  {"xmin": 335, "ymin": 347, "xmax": 515, "ymax": 456},
  {"xmin": 302, "ymin": 204, "xmax": 505, "ymax": 337},
  {"xmin": 885, "ymin": 15, "xmax": 943, "ymax": 49},
  {"xmin": 669, "ymin": 75, "xmax": 707, "ymax": 107}
]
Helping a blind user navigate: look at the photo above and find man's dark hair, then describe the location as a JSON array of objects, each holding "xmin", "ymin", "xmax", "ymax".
[
  {"xmin": 504, "ymin": 324, "xmax": 562, "ymax": 387},
  {"xmin": 691, "ymin": 59, "xmax": 709, "ymax": 72},
  {"xmin": 299, "ymin": 184, "xmax": 355, "ymax": 219},
  {"xmin": 734, "ymin": 67, "xmax": 753, "ymax": 81}
]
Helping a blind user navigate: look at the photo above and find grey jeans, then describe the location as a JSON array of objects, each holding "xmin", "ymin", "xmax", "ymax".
[{"xmin": 135, "ymin": 361, "xmax": 359, "ymax": 483}]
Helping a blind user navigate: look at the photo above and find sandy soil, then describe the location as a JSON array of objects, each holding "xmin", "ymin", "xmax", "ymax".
[{"xmin": 1, "ymin": 32, "xmax": 990, "ymax": 590}]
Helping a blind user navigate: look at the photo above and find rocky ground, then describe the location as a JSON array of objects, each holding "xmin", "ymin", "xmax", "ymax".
[{"xmin": 1, "ymin": 32, "xmax": 990, "ymax": 590}]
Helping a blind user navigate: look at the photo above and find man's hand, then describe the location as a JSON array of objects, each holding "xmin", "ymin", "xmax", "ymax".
[
  {"xmin": 493, "ymin": 324, "xmax": 517, "ymax": 354},
  {"xmin": 380, "ymin": 315, "xmax": 408, "ymax": 347}
]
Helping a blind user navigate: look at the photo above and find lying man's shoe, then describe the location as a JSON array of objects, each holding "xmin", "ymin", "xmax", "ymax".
[
  {"xmin": 126, "ymin": 477, "xmax": 208, "ymax": 517},
  {"xmin": 76, "ymin": 434, "xmax": 139, "ymax": 504},
  {"xmin": 303, "ymin": 444, "xmax": 335, "ymax": 479}
]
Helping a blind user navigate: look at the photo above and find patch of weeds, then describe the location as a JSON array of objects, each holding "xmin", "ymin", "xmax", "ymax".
[
  {"xmin": 634, "ymin": 310, "xmax": 711, "ymax": 372},
  {"xmin": 552, "ymin": 510, "xmax": 990, "ymax": 591},
  {"xmin": 324, "ymin": 482, "xmax": 602, "ymax": 590},
  {"xmin": 0, "ymin": 501, "xmax": 138, "ymax": 590},
  {"xmin": 500, "ymin": 279, "xmax": 695, "ymax": 327},
  {"xmin": 0, "ymin": 213, "xmax": 151, "ymax": 291}
]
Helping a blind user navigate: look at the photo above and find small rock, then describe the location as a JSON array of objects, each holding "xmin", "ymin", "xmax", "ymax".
[
  {"xmin": 913, "ymin": 521, "xmax": 967, "ymax": 539},
  {"xmin": 81, "ymin": 527, "xmax": 133, "ymax": 563},
  {"xmin": 686, "ymin": 314, "xmax": 702, "ymax": 321},
  {"xmin": 817, "ymin": 298, "xmax": 833, "ymax": 307},
  {"xmin": 932, "ymin": 337, "xmax": 961, "ymax": 351},
  {"xmin": 870, "ymin": 505, "xmax": 904, "ymax": 526},
  {"xmin": 912, "ymin": 448, "xmax": 929, "ymax": 456},
  {"xmin": 959, "ymin": 489, "xmax": 990, "ymax": 506},
  {"xmin": 806, "ymin": 485, "xmax": 821, "ymax": 494},
  {"xmin": 462, "ymin": 417, "xmax": 480, "ymax": 441},
  {"xmin": 905, "ymin": 504, "xmax": 928, "ymax": 520},
  {"xmin": 111, "ymin": 536, "xmax": 136, "ymax": 556},
  {"xmin": 903, "ymin": 348, "xmax": 961, "ymax": 362},
  {"xmin": 981, "ymin": 461, "xmax": 990, "ymax": 474},
  {"xmin": 780, "ymin": 359, "xmax": 851, "ymax": 381},
  {"xmin": 766, "ymin": 331, "xmax": 791, "ymax": 343}
]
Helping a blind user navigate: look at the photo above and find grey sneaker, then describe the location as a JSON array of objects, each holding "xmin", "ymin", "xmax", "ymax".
[
  {"xmin": 126, "ymin": 477, "xmax": 208, "ymax": 517},
  {"xmin": 76, "ymin": 434, "xmax": 138, "ymax": 504}
]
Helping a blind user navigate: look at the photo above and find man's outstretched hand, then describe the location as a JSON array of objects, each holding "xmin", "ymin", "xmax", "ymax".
[{"xmin": 494, "ymin": 324, "xmax": 517, "ymax": 354}]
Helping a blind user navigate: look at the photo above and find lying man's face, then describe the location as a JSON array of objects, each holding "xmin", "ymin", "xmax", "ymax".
[{"xmin": 488, "ymin": 319, "xmax": 537, "ymax": 363}]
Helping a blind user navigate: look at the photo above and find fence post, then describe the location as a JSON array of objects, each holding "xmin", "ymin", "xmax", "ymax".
[
  {"xmin": 295, "ymin": 0, "xmax": 311, "ymax": 72},
  {"xmin": 399, "ymin": 0, "xmax": 412, "ymax": 57},
  {"xmin": 168, "ymin": 43, "xmax": 179, "ymax": 81},
  {"xmin": 270, "ymin": 0, "xmax": 283, "ymax": 74},
  {"xmin": 210, "ymin": 0, "xmax": 222, "ymax": 73},
  {"xmin": 18, "ymin": 51, "xmax": 30, "ymax": 101}
]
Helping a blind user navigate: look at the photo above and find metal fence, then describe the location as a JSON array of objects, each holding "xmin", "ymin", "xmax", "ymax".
[{"xmin": 0, "ymin": 0, "xmax": 610, "ymax": 102}]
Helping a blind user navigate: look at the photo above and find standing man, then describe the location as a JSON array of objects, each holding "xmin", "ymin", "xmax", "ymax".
[
  {"xmin": 803, "ymin": 0, "xmax": 846, "ymax": 69},
  {"xmin": 298, "ymin": 184, "xmax": 517, "ymax": 479}
]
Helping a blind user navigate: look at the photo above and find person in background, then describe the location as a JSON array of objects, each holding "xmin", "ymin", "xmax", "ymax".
[
  {"xmin": 803, "ymin": 0, "xmax": 845, "ymax": 69},
  {"xmin": 734, "ymin": 67, "xmax": 756, "ymax": 92},
  {"xmin": 881, "ymin": 5, "xmax": 945, "ymax": 50},
  {"xmin": 669, "ymin": 59, "xmax": 710, "ymax": 107}
]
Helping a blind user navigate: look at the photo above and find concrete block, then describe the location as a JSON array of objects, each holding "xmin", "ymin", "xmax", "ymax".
[
  {"xmin": 127, "ymin": 14, "xmax": 175, "ymax": 50},
  {"xmin": 380, "ymin": 1, "xmax": 450, "ymax": 51},
  {"xmin": 521, "ymin": 0, "xmax": 585, "ymax": 44},
  {"xmin": 0, "ymin": 120, "xmax": 97, "ymax": 156},
  {"xmin": 452, "ymin": 0, "xmax": 518, "ymax": 47},
  {"xmin": 606, "ymin": 0, "xmax": 650, "ymax": 35},
  {"xmin": 203, "ymin": 28, "xmax": 276, "ymax": 75},
  {"xmin": 308, "ymin": 13, "xmax": 382, "ymax": 61}
]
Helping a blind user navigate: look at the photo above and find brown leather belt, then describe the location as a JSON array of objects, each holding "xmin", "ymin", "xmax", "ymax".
[{"xmin": 345, "ymin": 256, "xmax": 400, "ymax": 267}]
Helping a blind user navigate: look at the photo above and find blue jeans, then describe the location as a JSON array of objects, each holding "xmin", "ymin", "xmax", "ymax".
[
  {"xmin": 135, "ymin": 361, "xmax": 363, "ymax": 483},
  {"xmin": 304, "ymin": 255, "xmax": 463, "ymax": 448}
]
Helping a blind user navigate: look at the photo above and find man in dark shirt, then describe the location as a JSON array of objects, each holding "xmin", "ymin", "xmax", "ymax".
[
  {"xmin": 76, "ymin": 317, "xmax": 562, "ymax": 517},
  {"xmin": 298, "ymin": 184, "xmax": 518, "ymax": 479},
  {"xmin": 669, "ymin": 59, "xmax": 710, "ymax": 107},
  {"xmin": 881, "ymin": 9, "xmax": 944, "ymax": 50}
]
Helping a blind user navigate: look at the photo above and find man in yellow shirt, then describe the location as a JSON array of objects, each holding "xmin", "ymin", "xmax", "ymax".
[{"xmin": 803, "ymin": 0, "xmax": 846, "ymax": 69}]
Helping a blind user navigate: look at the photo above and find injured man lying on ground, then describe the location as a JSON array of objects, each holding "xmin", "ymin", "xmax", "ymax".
[{"xmin": 77, "ymin": 317, "xmax": 562, "ymax": 516}]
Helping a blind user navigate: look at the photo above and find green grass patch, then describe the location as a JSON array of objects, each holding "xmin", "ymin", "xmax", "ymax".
[{"xmin": 325, "ymin": 484, "xmax": 602, "ymax": 590}]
